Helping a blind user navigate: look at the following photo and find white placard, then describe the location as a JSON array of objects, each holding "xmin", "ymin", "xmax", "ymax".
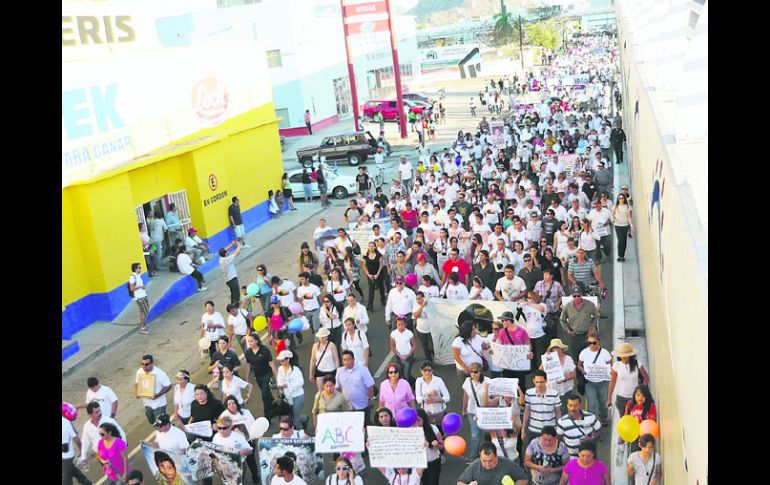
[
  {"xmin": 584, "ymin": 363, "xmax": 611, "ymax": 381},
  {"xmin": 476, "ymin": 407, "xmax": 514, "ymax": 430},
  {"xmin": 488, "ymin": 378, "xmax": 519, "ymax": 398},
  {"xmin": 315, "ymin": 412, "xmax": 365, "ymax": 453},
  {"xmin": 490, "ymin": 342, "xmax": 531, "ymax": 371},
  {"xmin": 542, "ymin": 352, "xmax": 565, "ymax": 382},
  {"xmin": 184, "ymin": 420, "xmax": 213, "ymax": 438},
  {"xmin": 366, "ymin": 426, "xmax": 428, "ymax": 468}
]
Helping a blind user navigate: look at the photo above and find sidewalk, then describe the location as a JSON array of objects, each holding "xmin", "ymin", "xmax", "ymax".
[
  {"xmin": 62, "ymin": 200, "xmax": 332, "ymax": 378},
  {"xmin": 610, "ymin": 148, "xmax": 648, "ymax": 485}
]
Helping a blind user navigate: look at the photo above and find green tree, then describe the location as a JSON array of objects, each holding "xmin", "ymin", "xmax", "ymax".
[
  {"xmin": 493, "ymin": 12, "xmax": 517, "ymax": 45},
  {"xmin": 526, "ymin": 20, "xmax": 561, "ymax": 51}
]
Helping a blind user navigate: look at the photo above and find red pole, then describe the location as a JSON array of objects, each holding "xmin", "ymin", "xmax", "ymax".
[
  {"xmin": 340, "ymin": 0, "xmax": 361, "ymax": 132},
  {"xmin": 384, "ymin": 0, "xmax": 407, "ymax": 138}
]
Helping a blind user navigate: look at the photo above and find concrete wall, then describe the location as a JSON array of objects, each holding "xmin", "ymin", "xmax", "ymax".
[{"xmin": 617, "ymin": 16, "xmax": 708, "ymax": 485}]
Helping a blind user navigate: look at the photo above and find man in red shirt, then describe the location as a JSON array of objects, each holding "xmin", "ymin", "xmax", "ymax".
[{"xmin": 441, "ymin": 248, "xmax": 470, "ymax": 287}]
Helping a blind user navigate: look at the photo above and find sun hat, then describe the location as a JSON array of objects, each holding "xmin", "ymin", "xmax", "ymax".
[
  {"xmin": 548, "ymin": 338, "xmax": 569, "ymax": 351},
  {"xmin": 277, "ymin": 350, "xmax": 293, "ymax": 361},
  {"xmin": 316, "ymin": 328, "xmax": 331, "ymax": 338},
  {"xmin": 612, "ymin": 342, "xmax": 638, "ymax": 358}
]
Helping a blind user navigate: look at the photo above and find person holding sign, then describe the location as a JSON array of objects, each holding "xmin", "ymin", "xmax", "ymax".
[
  {"xmin": 482, "ymin": 386, "xmax": 522, "ymax": 462},
  {"xmin": 135, "ymin": 354, "xmax": 172, "ymax": 427},
  {"xmin": 577, "ymin": 335, "xmax": 612, "ymax": 426},
  {"xmin": 413, "ymin": 408, "xmax": 444, "ymax": 485},
  {"xmin": 538, "ymin": 339, "xmax": 577, "ymax": 413},
  {"xmin": 490, "ymin": 310, "xmax": 533, "ymax": 384},
  {"xmin": 462, "ymin": 362, "xmax": 491, "ymax": 457},
  {"xmin": 457, "ymin": 441, "xmax": 529, "ymax": 485}
]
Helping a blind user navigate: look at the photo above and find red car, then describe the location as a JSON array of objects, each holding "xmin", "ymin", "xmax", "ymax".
[{"xmin": 362, "ymin": 99, "xmax": 428, "ymax": 122}]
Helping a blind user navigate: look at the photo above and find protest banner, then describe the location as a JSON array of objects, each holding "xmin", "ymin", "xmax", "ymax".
[
  {"xmin": 424, "ymin": 299, "xmax": 521, "ymax": 365},
  {"xmin": 366, "ymin": 426, "xmax": 427, "ymax": 468},
  {"xmin": 257, "ymin": 438, "xmax": 323, "ymax": 485},
  {"xmin": 476, "ymin": 407, "xmax": 514, "ymax": 430},
  {"xmin": 141, "ymin": 443, "xmax": 195, "ymax": 485},
  {"xmin": 542, "ymin": 352, "xmax": 565, "ymax": 382},
  {"xmin": 315, "ymin": 411, "xmax": 365, "ymax": 453},
  {"xmin": 490, "ymin": 342, "xmax": 531, "ymax": 371},
  {"xmin": 187, "ymin": 439, "xmax": 243, "ymax": 485},
  {"xmin": 488, "ymin": 378, "xmax": 519, "ymax": 398},
  {"xmin": 584, "ymin": 363, "xmax": 611, "ymax": 381},
  {"xmin": 184, "ymin": 420, "xmax": 212, "ymax": 438}
]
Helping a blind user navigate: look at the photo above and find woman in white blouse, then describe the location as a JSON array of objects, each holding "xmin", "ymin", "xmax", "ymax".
[
  {"xmin": 418, "ymin": 275, "xmax": 440, "ymax": 298},
  {"xmin": 607, "ymin": 343, "xmax": 649, "ymax": 415},
  {"xmin": 415, "ymin": 362, "xmax": 450, "ymax": 427},
  {"xmin": 469, "ymin": 276, "xmax": 494, "ymax": 301},
  {"xmin": 326, "ymin": 268, "xmax": 350, "ymax": 305},
  {"xmin": 522, "ymin": 292, "xmax": 548, "ymax": 371},
  {"xmin": 579, "ymin": 219, "xmax": 601, "ymax": 264},
  {"xmin": 172, "ymin": 370, "xmax": 195, "ymax": 424},
  {"xmin": 276, "ymin": 350, "xmax": 308, "ymax": 430},
  {"xmin": 319, "ymin": 296, "xmax": 343, "ymax": 350},
  {"xmin": 341, "ymin": 318, "xmax": 370, "ymax": 367},
  {"xmin": 538, "ymin": 339, "xmax": 577, "ymax": 413},
  {"xmin": 218, "ymin": 365, "xmax": 252, "ymax": 407}
]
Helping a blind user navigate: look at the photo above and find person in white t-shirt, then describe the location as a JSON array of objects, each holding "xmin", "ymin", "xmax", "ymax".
[
  {"xmin": 226, "ymin": 302, "xmax": 251, "ymax": 355},
  {"xmin": 481, "ymin": 194, "xmax": 502, "ymax": 227},
  {"xmin": 135, "ymin": 354, "xmax": 172, "ymax": 426},
  {"xmin": 79, "ymin": 376, "xmax": 118, "ymax": 419},
  {"xmin": 495, "ymin": 265, "xmax": 528, "ymax": 302},
  {"xmin": 296, "ymin": 272, "xmax": 322, "ymax": 332},
  {"xmin": 62, "ymin": 416, "xmax": 90, "ymax": 485},
  {"xmin": 313, "ymin": 218, "xmax": 330, "ymax": 239},
  {"xmin": 272, "ymin": 276, "xmax": 298, "ymax": 309},
  {"xmin": 129, "ymin": 262, "xmax": 150, "ymax": 334},
  {"xmin": 469, "ymin": 276, "xmax": 495, "ymax": 301},
  {"xmin": 176, "ymin": 250, "xmax": 207, "ymax": 291},
  {"xmin": 144, "ymin": 414, "xmax": 189, "ymax": 453},
  {"xmin": 212, "ymin": 416, "xmax": 257, "ymax": 484},
  {"xmin": 200, "ymin": 301, "xmax": 226, "ymax": 356},
  {"xmin": 390, "ymin": 316, "xmax": 417, "ymax": 380},
  {"xmin": 577, "ymin": 335, "xmax": 613, "ymax": 425},
  {"xmin": 271, "ymin": 455, "xmax": 307, "ymax": 485},
  {"xmin": 398, "ymin": 156, "xmax": 414, "ymax": 194}
]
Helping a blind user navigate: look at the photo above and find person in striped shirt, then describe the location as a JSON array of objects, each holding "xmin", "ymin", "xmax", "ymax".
[
  {"xmin": 523, "ymin": 370, "xmax": 562, "ymax": 454},
  {"xmin": 556, "ymin": 394, "xmax": 602, "ymax": 457}
]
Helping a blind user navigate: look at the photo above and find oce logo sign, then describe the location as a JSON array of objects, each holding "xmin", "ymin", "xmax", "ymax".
[{"xmin": 191, "ymin": 77, "xmax": 229, "ymax": 126}]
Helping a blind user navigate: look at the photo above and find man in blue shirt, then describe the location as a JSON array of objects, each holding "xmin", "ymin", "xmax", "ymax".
[
  {"xmin": 335, "ymin": 350, "xmax": 375, "ymax": 426},
  {"xmin": 165, "ymin": 203, "xmax": 183, "ymax": 246}
]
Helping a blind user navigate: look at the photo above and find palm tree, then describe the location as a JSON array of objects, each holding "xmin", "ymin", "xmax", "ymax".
[{"xmin": 493, "ymin": 12, "xmax": 517, "ymax": 45}]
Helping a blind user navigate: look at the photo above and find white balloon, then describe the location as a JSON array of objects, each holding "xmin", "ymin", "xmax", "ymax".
[
  {"xmin": 249, "ymin": 417, "xmax": 270, "ymax": 440},
  {"xmin": 198, "ymin": 337, "xmax": 210, "ymax": 351}
]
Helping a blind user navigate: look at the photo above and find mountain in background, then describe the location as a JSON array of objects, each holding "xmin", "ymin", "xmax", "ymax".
[{"xmin": 408, "ymin": 0, "xmax": 516, "ymax": 26}]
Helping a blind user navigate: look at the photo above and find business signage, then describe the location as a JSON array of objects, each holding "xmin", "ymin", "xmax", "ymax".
[{"xmin": 419, "ymin": 44, "xmax": 479, "ymax": 68}]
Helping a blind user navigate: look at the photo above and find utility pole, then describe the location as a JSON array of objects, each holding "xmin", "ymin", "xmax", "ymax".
[{"xmin": 384, "ymin": 0, "xmax": 407, "ymax": 139}]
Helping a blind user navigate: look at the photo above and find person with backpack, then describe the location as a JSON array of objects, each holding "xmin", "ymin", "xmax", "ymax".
[{"xmin": 129, "ymin": 263, "xmax": 150, "ymax": 334}]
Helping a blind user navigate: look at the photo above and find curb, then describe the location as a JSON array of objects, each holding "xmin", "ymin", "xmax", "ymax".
[{"xmin": 61, "ymin": 203, "xmax": 331, "ymax": 379}]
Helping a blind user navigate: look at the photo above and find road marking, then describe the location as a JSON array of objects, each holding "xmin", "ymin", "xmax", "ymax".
[
  {"xmin": 94, "ymin": 330, "xmax": 270, "ymax": 485},
  {"xmin": 374, "ymin": 350, "xmax": 395, "ymax": 378}
]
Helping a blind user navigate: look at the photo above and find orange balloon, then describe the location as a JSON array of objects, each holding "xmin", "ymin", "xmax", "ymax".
[
  {"xmin": 639, "ymin": 419, "xmax": 659, "ymax": 438},
  {"xmin": 444, "ymin": 435, "xmax": 467, "ymax": 456}
]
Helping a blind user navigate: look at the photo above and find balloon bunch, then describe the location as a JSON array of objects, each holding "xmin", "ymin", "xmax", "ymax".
[
  {"xmin": 440, "ymin": 412, "xmax": 467, "ymax": 456},
  {"xmin": 617, "ymin": 416, "xmax": 659, "ymax": 442}
]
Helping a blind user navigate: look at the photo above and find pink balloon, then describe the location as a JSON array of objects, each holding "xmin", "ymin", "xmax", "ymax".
[
  {"xmin": 62, "ymin": 402, "xmax": 78, "ymax": 421},
  {"xmin": 405, "ymin": 273, "xmax": 417, "ymax": 286}
]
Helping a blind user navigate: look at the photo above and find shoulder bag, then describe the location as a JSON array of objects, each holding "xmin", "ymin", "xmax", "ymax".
[{"xmin": 577, "ymin": 349, "xmax": 601, "ymax": 395}]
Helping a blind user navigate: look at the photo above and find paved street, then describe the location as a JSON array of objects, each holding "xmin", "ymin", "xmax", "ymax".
[{"xmin": 63, "ymin": 78, "xmax": 612, "ymax": 484}]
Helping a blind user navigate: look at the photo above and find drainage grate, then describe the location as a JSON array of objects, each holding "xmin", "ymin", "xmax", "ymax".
[{"xmin": 625, "ymin": 329, "xmax": 644, "ymax": 337}]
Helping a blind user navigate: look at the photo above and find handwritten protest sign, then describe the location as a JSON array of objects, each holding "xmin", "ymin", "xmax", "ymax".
[
  {"xmin": 315, "ymin": 412, "xmax": 365, "ymax": 453},
  {"xmin": 488, "ymin": 378, "xmax": 519, "ymax": 398},
  {"xmin": 584, "ymin": 363, "xmax": 611, "ymax": 381},
  {"xmin": 476, "ymin": 407, "xmax": 514, "ymax": 430},
  {"xmin": 184, "ymin": 421, "xmax": 212, "ymax": 438},
  {"xmin": 366, "ymin": 426, "xmax": 427, "ymax": 468},
  {"xmin": 490, "ymin": 120, "xmax": 504, "ymax": 145},
  {"xmin": 542, "ymin": 352, "xmax": 565, "ymax": 382},
  {"xmin": 490, "ymin": 342, "xmax": 531, "ymax": 371}
]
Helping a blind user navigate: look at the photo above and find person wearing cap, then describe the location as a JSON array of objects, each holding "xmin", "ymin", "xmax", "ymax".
[
  {"xmin": 385, "ymin": 275, "xmax": 417, "ymax": 330},
  {"xmin": 559, "ymin": 287, "xmax": 598, "ymax": 363},
  {"xmin": 538, "ymin": 338, "xmax": 577, "ymax": 412},
  {"xmin": 276, "ymin": 350, "xmax": 308, "ymax": 429},
  {"xmin": 413, "ymin": 251, "xmax": 440, "ymax": 286},
  {"xmin": 184, "ymin": 227, "xmax": 209, "ymax": 264},
  {"xmin": 143, "ymin": 413, "xmax": 189, "ymax": 454},
  {"xmin": 309, "ymin": 327, "xmax": 340, "ymax": 392},
  {"xmin": 608, "ymin": 343, "xmax": 649, "ymax": 415}
]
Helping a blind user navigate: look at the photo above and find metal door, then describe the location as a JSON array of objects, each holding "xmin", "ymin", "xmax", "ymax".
[{"xmin": 167, "ymin": 190, "xmax": 192, "ymax": 235}]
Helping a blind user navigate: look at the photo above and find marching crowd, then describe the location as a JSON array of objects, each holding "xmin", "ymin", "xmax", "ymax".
[{"xmin": 63, "ymin": 31, "xmax": 662, "ymax": 485}]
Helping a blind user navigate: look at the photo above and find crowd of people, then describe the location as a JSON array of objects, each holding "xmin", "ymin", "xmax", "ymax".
[{"xmin": 63, "ymin": 31, "xmax": 663, "ymax": 485}]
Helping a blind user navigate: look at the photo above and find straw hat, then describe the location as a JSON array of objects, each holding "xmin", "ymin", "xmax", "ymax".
[
  {"xmin": 316, "ymin": 327, "xmax": 331, "ymax": 338},
  {"xmin": 547, "ymin": 338, "xmax": 569, "ymax": 351},
  {"xmin": 612, "ymin": 342, "xmax": 637, "ymax": 358}
]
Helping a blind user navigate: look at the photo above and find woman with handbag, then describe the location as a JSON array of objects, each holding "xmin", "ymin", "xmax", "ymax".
[
  {"xmin": 627, "ymin": 433, "xmax": 662, "ymax": 485},
  {"xmin": 309, "ymin": 328, "xmax": 340, "ymax": 392},
  {"xmin": 319, "ymin": 296, "xmax": 344, "ymax": 354},
  {"xmin": 461, "ymin": 362, "xmax": 490, "ymax": 458},
  {"xmin": 607, "ymin": 343, "xmax": 649, "ymax": 421},
  {"xmin": 451, "ymin": 321, "xmax": 489, "ymax": 380},
  {"xmin": 534, "ymin": 269, "xmax": 565, "ymax": 342},
  {"xmin": 415, "ymin": 361, "xmax": 450, "ymax": 429}
]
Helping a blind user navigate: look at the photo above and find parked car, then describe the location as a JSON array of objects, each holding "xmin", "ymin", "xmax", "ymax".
[
  {"xmin": 403, "ymin": 93, "xmax": 433, "ymax": 105},
  {"xmin": 296, "ymin": 131, "xmax": 378, "ymax": 168},
  {"xmin": 288, "ymin": 168, "xmax": 356, "ymax": 200},
  {"xmin": 362, "ymin": 99, "xmax": 429, "ymax": 122}
]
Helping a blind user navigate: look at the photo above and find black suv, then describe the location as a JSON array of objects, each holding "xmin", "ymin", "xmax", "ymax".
[{"xmin": 296, "ymin": 131, "xmax": 378, "ymax": 168}]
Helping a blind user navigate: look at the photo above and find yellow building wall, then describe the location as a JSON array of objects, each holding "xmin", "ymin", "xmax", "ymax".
[
  {"xmin": 622, "ymin": 44, "xmax": 708, "ymax": 485},
  {"xmin": 62, "ymin": 103, "xmax": 282, "ymax": 310}
]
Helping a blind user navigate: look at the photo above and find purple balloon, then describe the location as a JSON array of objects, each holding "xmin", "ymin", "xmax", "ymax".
[
  {"xmin": 396, "ymin": 407, "xmax": 417, "ymax": 427},
  {"xmin": 289, "ymin": 302, "xmax": 302, "ymax": 315},
  {"xmin": 442, "ymin": 412, "xmax": 462, "ymax": 435}
]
